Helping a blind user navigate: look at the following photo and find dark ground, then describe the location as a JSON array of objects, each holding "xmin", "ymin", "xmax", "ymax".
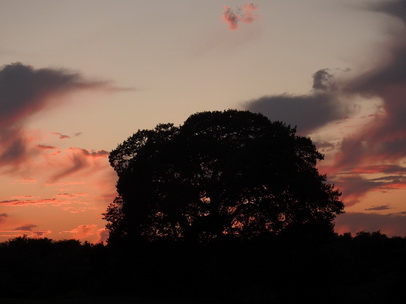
[{"xmin": 0, "ymin": 232, "xmax": 405, "ymax": 304}]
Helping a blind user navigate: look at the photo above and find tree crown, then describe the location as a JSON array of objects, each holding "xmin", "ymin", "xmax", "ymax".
[{"xmin": 104, "ymin": 110, "xmax": 343, "ymax": 244}]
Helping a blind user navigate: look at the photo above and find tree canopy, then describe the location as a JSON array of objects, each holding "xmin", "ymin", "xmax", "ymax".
[{"xmin": 104, "ymin": 110, "xmax": 343, "ymax": 244}]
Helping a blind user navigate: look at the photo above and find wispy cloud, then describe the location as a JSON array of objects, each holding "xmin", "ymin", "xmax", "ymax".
[{"xmin": 222, "ymin": 2, "xmax": 259, "ymax": 30}]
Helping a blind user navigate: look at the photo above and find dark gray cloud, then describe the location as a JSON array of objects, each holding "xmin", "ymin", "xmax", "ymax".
[
  {"xmin": 246, "ymin": 91, "xmax": 353, "ymax": 134},
  {"xmin": 368, "ymin": 0, "xmax": 406, "ymax": 24},
  {"xmin": 0, "ymin": 63, "xmax": 112, "ymax": 169},
  {"xmin": 245, "ymin": 67, "xmax": 358, "ymax": 134},
  {"xmin": 0, "ymin": 63, "xmax": 108, "ymax": 125}
]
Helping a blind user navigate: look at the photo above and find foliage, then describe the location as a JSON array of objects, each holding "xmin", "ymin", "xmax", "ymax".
[{"xmin": 105, "ymin": 110, "xmax": 343, "ymax": 244}]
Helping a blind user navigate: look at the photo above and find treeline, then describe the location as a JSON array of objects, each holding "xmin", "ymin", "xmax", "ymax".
[{"xmin": 0, "ymin": 232, "xmax": 405, "ymax": 303}]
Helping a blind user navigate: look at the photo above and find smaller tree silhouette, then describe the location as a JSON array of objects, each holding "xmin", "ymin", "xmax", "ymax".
[{"xmin": 105, "ymin": 110, "xmax": 343, "ymax": 244}]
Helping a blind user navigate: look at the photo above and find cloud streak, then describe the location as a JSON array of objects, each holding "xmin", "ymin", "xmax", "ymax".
[
  {"xmin": 222, "ymin": 3, "xmax": 259, "ymax": 30},
  {"xmin": 0, "ymin": 198, "xmax": 58, "ymax": 206}
]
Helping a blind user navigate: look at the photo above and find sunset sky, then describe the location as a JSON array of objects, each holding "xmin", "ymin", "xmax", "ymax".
[{"xmin": 0, "ymin": 0, "xmax": 405, "ymax": 243}]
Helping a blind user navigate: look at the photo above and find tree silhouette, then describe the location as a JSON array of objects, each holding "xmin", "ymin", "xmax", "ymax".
[{"xmin": 105, "ymin": 110, "xmax": 343, "ymax": 244}]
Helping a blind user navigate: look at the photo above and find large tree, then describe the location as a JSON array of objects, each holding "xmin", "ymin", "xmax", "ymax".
[{"xmin": 104, "ymin": 110, "xmax": 343, "ymax": 244}]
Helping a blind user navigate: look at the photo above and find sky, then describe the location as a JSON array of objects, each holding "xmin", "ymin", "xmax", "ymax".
[{"xmin": 0, "ymin": 0, "xmax": 405, "ymax": 243}]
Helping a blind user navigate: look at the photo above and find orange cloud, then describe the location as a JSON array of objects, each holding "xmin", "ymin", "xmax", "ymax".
[{"xmin": 62, "ymin": 224, "xmax": 104, "ymax": 243}]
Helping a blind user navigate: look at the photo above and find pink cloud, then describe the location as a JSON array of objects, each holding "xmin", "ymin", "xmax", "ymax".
[
  {"xmin": 222, "ymin": 3, "xmax": 259, "ymax": 30},
  {"xmin": 49, "ymin": 147, "xmax": 110, "ymax": 182},
  {"xmin": 223, "ymin": 7, "xmax": 239, "ymax": 30},
  {"xmin": 240, "ymin": 2, "xmax": 258, "ymax": 24}
]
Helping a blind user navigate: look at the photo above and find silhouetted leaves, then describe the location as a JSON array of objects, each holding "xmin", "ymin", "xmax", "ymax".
[{"xmin": 105, "ymin": 110, "xmax": 343, "ymax": 245}]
